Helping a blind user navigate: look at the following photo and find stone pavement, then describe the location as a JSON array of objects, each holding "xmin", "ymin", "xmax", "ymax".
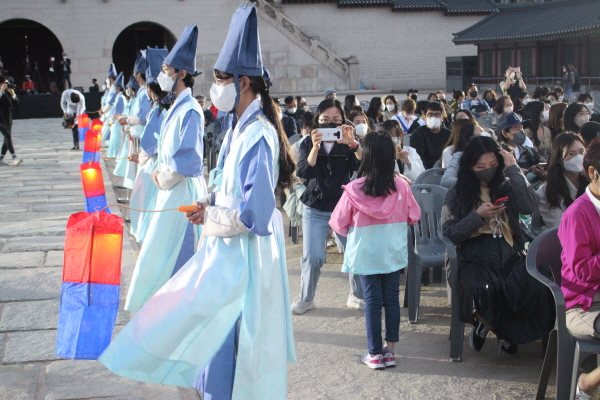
[{"xmin": 1, "ymin": 118, "xmax": 559, "ymax": 400}]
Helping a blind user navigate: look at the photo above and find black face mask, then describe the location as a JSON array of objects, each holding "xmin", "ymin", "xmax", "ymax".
[
  {"xmin": 410, "ymin": 94, "xmax": 417, "ymax": 101},
  {"xmin": 319, "ymin": 122, "xmax": 342, "ymax": 129},
  {"xmin": 470, "ymin": 90, "xmax": 478, "ymax": 98}
]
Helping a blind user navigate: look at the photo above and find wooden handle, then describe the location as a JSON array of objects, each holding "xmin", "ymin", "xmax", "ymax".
[{"xmin": 178, "ymin": 205, "xmax": 200, "ymax": 212}]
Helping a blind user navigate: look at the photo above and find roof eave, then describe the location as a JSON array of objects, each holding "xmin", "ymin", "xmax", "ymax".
[{"xmin": 453, "ymin": 26, "xmax": 600, "ymax": 45}]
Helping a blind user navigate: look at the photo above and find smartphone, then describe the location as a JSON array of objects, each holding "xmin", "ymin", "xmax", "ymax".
[
  {"xmin": 538, "ymin": 162, "xmax": 548, "ymax": 169},
  {"xmin": 511, "ymin": 67, "xmax": 521, "ymax": 73},
  {"xmin": 494, "ymin": 196, "xmax": 509, "ymax": 207},
  {"xmin": 318, "ymin": 128, "xmax": 343, "ymax": 142}
]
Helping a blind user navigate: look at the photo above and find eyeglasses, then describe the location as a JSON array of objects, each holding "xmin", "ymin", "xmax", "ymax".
[{"xmin": 318, "ymin": 118, "xmax": 343, "ymax": 124}]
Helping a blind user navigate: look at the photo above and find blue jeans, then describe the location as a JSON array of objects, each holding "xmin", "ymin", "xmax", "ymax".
[
  {"xmin": 300, "ymin": 206, "xmax": 363, "ymax": 302},
  {"xmin": 360, "ymin": 270, "xmax": 401, "ymax": 355}
]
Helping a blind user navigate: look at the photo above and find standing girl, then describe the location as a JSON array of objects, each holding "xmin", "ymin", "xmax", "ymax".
[{"xmin": 330, "ymin": 131, "xmax": 420, "ymax": 369}]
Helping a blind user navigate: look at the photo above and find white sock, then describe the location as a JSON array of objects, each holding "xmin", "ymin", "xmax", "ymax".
[{"xmin": 577, "ymin": 385, "xmax": 592, "ymax": 400}]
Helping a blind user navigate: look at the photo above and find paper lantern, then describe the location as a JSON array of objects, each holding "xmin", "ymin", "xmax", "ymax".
[
  {"xmin": 56, "ymin": 211, "xmax": 123, "ymax": 359},
  {"xmin": 80, "ymin": 162, "xmax": 105, "ymax": 198},
  {"xmin": 83, "ymin": 120, "xmax": 103, "ymax": 163},
  {"xmin": 62, "ymin": 211, "xmax": 123, "ymax": 285}
]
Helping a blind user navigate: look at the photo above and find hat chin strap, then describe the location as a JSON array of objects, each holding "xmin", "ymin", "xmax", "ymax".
[{"xmin": 161, "ymin": 72, "xmax": 181, "ymax": 105}]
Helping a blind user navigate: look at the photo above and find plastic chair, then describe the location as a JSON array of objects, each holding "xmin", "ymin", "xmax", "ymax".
[
  {"xmin": 569, "ymin": 92, "xmax": 581, "ymax": 104},
  {"xmin": 403, "ymin": 184, "xmax": 448, "ymax": 324},
  {"xmin": 526, "ymin": 228, "xmax": 600, "ymax": 400},
  {"xmin": 432, "ymin": 159, "xmax": 442, "ymax": 168},
  {"xmin": 437, "ymin": 229, "xmax": 464, "ymax": 362},
  {"xmin": 415, "ymin": 168, "xmax": 446, "ymax": 185}
]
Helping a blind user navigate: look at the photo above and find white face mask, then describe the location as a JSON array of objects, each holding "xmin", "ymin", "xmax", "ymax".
[
  {"xmin": 503, "ymin": 106, "xmax": 513, "ymax": 114},
  {"xmin": 585, "ymin": 103, "xmax": 595, "ymax": 113},
  {"xmin": 559, "ymin": 96, "xmax": 564, "ymax": 102},
  {"xmin": 210, "ymin": 82, "xmax": 237, "ymax": 112},
  {"xmin": 523, "ymin": 98, "xmax": 531, "ymax": 105},
  {"xmin": 392, "ymin": 137, "xmax": 401, "ymax": 146},
  {"xmin": 426, "ymin": 117, "xmax": 442, "ymax": 130},
  {"xmin": 380, "ymin": 104, "xmax": 386, "ymax": 112},
  {"xmin": 101, "ymin": 84, "xmax": 107, "ymax": 91},
  {"xmin": 575, "ymin": 114, "xmax": 590, "ymax": 128},
  {"xmin": 287, "ymin": 107, "xmax": 297, "ymax": 115},
  {"xmin": 354, "ymin": 123, "xmax": 368, "ymax": 137},
  {"xmin": 563, "ymin": 154, "xmax": 584, "ymax": 173},
  {"xmin": 509, "ymin": 72, "xmax": 515, "ymax": 80},
  {"xmin": 386, "ymin": 104, "xmax": 395, "ymax": 112},
  {"xmin": 541, "ymin": 109, "xmax": 550, "ymax": 122},
  {"xmin": 157, "ymin": 72, "xmax": 176, "ymax": 92}
]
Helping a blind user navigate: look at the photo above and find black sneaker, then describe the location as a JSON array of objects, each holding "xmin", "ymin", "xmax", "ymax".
[
  {"xmin": 70, "ymin": 146, "xmax": 80, "ymax": 150},
  {"xmin": 469, "ymin": 321, "xmax": 489, "ymax": 352},
  {"xmin": 498, "ymin": 339, "xmax": 518, "ymax": 355}
]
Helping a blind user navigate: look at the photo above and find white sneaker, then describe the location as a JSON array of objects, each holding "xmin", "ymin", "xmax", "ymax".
[
  {"xmin": 382, "ymin": 347, "xmax": 396, "ymax": 368},
  {"xmin": 347, "ymin": 293, "xmax": 365, "ymax": 310},
  {"xmin": 361, "ymin": 352, "xmax": 384, "ymax": 370},
  {"xmin": 12, "ymin": 158, "xmax": 22, "ymax": 166},
  {"xmin": 291, "ymin": 298, "xmax": 315, "ymax": 315}
]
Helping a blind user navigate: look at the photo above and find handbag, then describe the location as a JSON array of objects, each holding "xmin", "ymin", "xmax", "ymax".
[{"xmin": 62, "ymin": 114, "xmax": 75, "ymax": 129}]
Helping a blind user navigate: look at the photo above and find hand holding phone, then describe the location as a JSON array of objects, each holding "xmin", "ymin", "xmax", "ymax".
[
  {"xmin": 318, "ymin": 128, "xmax": 343, "ymax": 142},
  {"xmin": 493, "ymin": 196, "xmax": 509, "ymax": 207}
]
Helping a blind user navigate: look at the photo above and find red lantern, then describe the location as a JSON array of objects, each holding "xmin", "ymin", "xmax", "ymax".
[
  {"xmin": 80, "ymin": 162, "xmax": 105, "ymax": 198},
  {"xmin": 90, "ymin": 119, "xmax": 103, "ymax": 132},
  {"xmin": 79, "ymin": 114, "xmax": 90, "ymax": 129},
  {"xmin": 84, "ymin": 123, "xmax": 103, "ymax": 154},
  {"xmin": 63, "ymin": 211, "xmax": 124, "ymax": 285}
]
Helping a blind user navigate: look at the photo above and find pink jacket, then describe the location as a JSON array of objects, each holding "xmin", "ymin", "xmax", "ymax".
[
  {"xmin": 559, "ymin": 193, "xmax": 600, "ymax": 311},
  {"xmin": 329, "ymin": 177, "xmax": 421, "ymax": 275}
]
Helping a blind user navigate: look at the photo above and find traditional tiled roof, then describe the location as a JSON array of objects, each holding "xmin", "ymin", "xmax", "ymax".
[
  {"xmin": 282, "ymin": 0, "xmax": 496, "ymax": 14},
  {"xmin": 454, "ymin": 0, "xmax": 600, "ymax": 44}
]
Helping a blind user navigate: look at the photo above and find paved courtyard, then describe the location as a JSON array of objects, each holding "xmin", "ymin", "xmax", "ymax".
[{"xmin": 0, "ymin": 118, "xmax": 560, "ymax": 399}]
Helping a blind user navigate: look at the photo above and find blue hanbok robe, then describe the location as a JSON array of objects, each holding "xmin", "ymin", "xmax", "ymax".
[
  {"xmin": 106, "ymin": 94, "xmax": 127, "ymax": 159},
  {"xmin": 113, "ymin": 98, "xmax": 134, "ymax": 179},
  {"xmin": 99, "ymin": 99, "xmax": 296, "ymax": 400},
  {"xmin": 101, "ymin": 86, "xmax": 117, "ymax": 146},
  {"xmin": 123, "ymin": 88, "xmax": 206, "ymax": 312},
  {"xmin": 123, "ymin": 86, "xmax": 152, "ymax": 188},
  {"xmin": 129, "ymin": 104, "xmax": 165, "ymax": 243}
]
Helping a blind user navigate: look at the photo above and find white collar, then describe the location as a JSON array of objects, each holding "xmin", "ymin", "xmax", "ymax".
[
  {"xmin": 586, "ymin": 186, "xmax": 600, "ymax": 214},
  {"xmin": 172, "ymin": 88, "xmax": 192, "ymax": 109},
  {"xmin": 236, "ymin": 98, "xmax": 262, "ymax": 131}
]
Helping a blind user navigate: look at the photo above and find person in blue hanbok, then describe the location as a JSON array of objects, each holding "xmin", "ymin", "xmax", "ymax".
[
  {"xmin": 120, "ymin": 25, "xmax": 206, "ymax": 312},
  {"xmin": 100, "ymin": 64, "xmax": 118, "ymax": 147},
  {"xmin": 99, "ymin": 6, "xmax": 296, "ymax": 400},
  {"xmin": 129, "ymin": 47, "xmax": 169, "ymax": 243},
  {"xmin": 106, "ymin": 73, "xmax": 127, "ymax": 159},
  {"xmin": 113, "ymin": 76, "xmax": 138, "ymax": 181}
]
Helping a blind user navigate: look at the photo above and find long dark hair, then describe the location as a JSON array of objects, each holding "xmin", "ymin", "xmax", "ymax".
[
  {"xmin": 147, "ymin": 81, "xmax": 170, "ymax": 111},
  {"xmin": 366, "ymin": 96, "xmax": 383, "ymax": 123},
  {"xmin": 444, "ymin": 119, "xmax": 476, "ymax": 154},
  {"xmin": 344, "ymin": 95, "xmax": 357, "ymax": 115},
  {"xmin": 522, "ymin": 101, "xmax": 545, "ymax": 147},
  {"xmin": 455, "ymin": 136, "xmax": 506, "ymax": 219},
  {"xmin": 384, "ymin": 95, "xmax": 399, "ymax": 114},
  {"xmin": 564, "ymin": 103, "xmax": 587, "ymax": 133},
  {"xmin": 381, "ymin": 119, "xmax": 403, "ymax": 146},
  {"xmin": 357, "ymin": 131, "xmax": 396, "ymax": 198},
  {"xmin": 313, "ymin": 98, "xmax": 346, "ymax": 125},
  {"xmin": 547, "ymin": 102, "xmax": 567, "ymax": 141},
  {"xmin": 545, "ymin": 132, "xmax": 586, "ymax": 209},
  {"xmin": 214, "ymin": 70, "xmax": 295, "ymax": 190},
  {"xmin": 532, "ymin": 86, "xmax": 550, "ymax": 100}
]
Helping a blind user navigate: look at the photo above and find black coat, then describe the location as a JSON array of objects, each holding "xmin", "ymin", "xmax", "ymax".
[
  {"xmin": 297, "ymin": 138, "xmax": 360, "ymax": 212},
  {"xmin": 0, "ymin": 91, "xmax": 14, "ymax": 132},
  {"xmin": 60, "ymin": 58, "xmax": 71, "ymax": 74}
]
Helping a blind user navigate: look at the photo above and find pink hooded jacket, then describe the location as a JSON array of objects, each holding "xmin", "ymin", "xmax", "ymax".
[{"xmin": 329, "ymin": 177, "xmax": 421, "ymax": 275}]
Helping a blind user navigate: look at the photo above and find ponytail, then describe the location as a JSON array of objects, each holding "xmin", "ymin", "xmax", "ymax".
[{"xmin": 248, "ymin": 76, "xmax": 295, "ymax": 190}]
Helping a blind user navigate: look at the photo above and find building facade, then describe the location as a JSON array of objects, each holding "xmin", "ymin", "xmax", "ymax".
[{"xmin": 0, "ymin": 0, "xmax": 493, "ymax": 95}]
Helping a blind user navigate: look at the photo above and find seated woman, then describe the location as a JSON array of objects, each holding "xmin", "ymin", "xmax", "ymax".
[
  {"xmin": 564, "ymin": 103, "xmax": 591, "ymax": 135},
  {"xmin": 440, "ymin": 120, "xmax": 483, "ymax": 187},
  {"xmin": 442, "ymin": 136, "xmax": 554, "ymax": 354},
  {"xmin": 493, "ymin": 95, "xmax": 514, "ymax": 116},
  {"xmin": 380, "ymin": 119, "xmax": 424, "ymax": 182},
  {"xmin": 536, "ymin": 132, "xmax": 586, "ymax": 228},
  {"xmin": 497, "ymin": 112, "xmax": 545, "ymax": 184},
  {"xmin": 559, "ymin": 139, "xmax": 600, "ymax": 399},
  {"xmin": 523, "ymin": 101, "xmax": 552, "ymax": 161},
  {"xmin": 581, "ymin": 121, "xmax": 600, "ymax": 146},
  {"xmin": 547, "ymin": 102, "xmax": 567, "ymax": 142}
]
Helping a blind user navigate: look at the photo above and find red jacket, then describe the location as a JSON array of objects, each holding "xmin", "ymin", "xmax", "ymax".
[{"xmin": 22, "ymin": 80, "xmax": 34, "ymax": 91}]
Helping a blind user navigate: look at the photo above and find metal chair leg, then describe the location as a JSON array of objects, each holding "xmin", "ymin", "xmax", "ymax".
[
  {"xmin": 408, "ymin": 259, "xmax": 422, "ymax": 324},
  {"xmin": 536, "ymin": 329, "xmax": 557, "ymax": 400}
]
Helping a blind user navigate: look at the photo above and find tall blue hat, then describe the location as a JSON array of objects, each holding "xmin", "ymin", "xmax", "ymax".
[
  {"xmin": 126, "ymin": 75, "xmax": 139, "ymax": 91},
  {"xmin": 145, "ymin": 47, "xmax": 169, "ymax": 84},
  {"xmin": 215, "ymin": 3, "xmax": 263, "ymax": 77},
  {"xmin": 163, "ymin": 25, "xmax": 201, "ymax": 77},
  {"xmin": 113, "ymin": 72, "xmax": 125, "ymax": 89},
  {"xmin": 133, "ymin": 50, "xmax": 147, "ymax": 75},
  {"xmin": 107, "ymin": 63, "xmax": 117, "ymax": 79},
  {"xmin": 214, "ymin": 2, "xmax": 264, "ymax": 110}
]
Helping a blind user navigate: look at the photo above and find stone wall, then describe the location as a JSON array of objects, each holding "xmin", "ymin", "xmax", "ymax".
[{"xmin": 281, "ymin": 3, "xmax": 483, "ymax": 91}]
